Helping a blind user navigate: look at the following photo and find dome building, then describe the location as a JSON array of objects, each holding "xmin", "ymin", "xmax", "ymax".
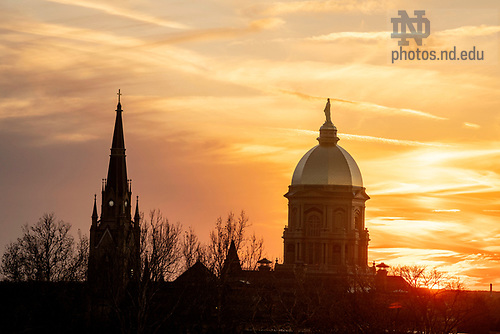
[{"xmin": 282, "ymin": 99, "xmax": 370, "ymax": 274}]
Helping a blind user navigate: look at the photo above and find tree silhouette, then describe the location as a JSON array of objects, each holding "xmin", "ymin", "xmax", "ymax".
[
  {"xmin": 1, "ymin": 213, "xmax": 88, "ymax": 281},
  {"xmin": 140, "ymin": 209, "xmax": 182, "ymax": 282},
  {"xmin": 206, "ymin": 211, "xmax": 265, "ymax": 277},
  {"xmin": 182, "ymin": 226, "xmax": 205, "ymax": 271}
]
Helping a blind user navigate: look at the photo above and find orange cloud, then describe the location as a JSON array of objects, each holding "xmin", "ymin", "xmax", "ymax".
[
  {"xmin": 308, "ymin": 31, "xmax": 388, "ymax": 42},
  {"xmin": 279, "ymin": 89, "xmax": 447, "ymax": 120},
  {"xmin": 291, "ymin": 129, "xmax": 449, "ymax": 147},
  {"xmin": 45, "ymin": 0, "xmax": 190, "ymax": 29},
  {"xmin": 146, "ymin": 18, "xmax": 285, "ymax": 45},
  {"xmin": 247, "ymin": 0, "xmax": 390, "ymax": 16},
  {"xmin": 437, "ymin": 25, "xmax": 500, "ymax": 38}
]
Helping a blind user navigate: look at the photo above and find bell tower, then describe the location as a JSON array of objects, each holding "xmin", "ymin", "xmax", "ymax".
[{"xmin": 88, "ymin": 90, "xmax": 141, "ymax": 302}]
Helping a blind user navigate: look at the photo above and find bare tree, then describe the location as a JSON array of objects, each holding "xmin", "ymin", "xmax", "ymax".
[
  {"xmin": 66, "ymin": 231, "xmax": 89, "ymax": 281},
  {"xmin": 206, "ymin": 211, "xmax": 266, "ymax": 276},
  {"xmin": 391, "ymin": 264, "xmax": 427, "ymax": 288},
  {"xmin": 390, "ymin": 265, "xmax": 462, "ymax": 290},
  {"xmin": 1, "ymin": 241, "xmax": 24, "ymax": 281},
  {"xmin": 1, "ymin": 213, "xmax": 87, "ymax": 281},
  {"xmin": 207, "ymin": 211, "xmax": 248, "ymax": 276},
  {"xmin": 241, "ymin": 232, "xmax": 264, "ymax": 270},
  {"xmin": 141, "ymin": 210, "xmax": 182, "ymax": 281},
  {"xmin": 182, "ymin": 227, "xmax": 205, "ymax": 270},
  {"xmin": 389, "ymin": 265, "xmax": 469, "ymax": 334}
]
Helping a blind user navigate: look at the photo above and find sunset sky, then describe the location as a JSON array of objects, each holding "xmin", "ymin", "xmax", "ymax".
[{"xmin": 1, "ymin": 0, "xmax": 500, "ymax": 289}]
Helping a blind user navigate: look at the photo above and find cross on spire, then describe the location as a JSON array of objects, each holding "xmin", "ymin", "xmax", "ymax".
[{"xmin": 117, "ymin": 89, "xmax": 122, "ymax": 104}]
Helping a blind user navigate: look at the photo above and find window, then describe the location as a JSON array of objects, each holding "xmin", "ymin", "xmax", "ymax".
[
  {"xmin": 334, "ymin": 210, "xmax": 344, "ymax": 229},
  {"xmin": 354, "ymin": 210, "xmax": 362, "ymax": 230},
  {"xmin": 306, "ymin": 214, "xmax": 321, "ymax": 237},
  {"xmin": 291, "ymin": 207, "xmax": 299, "ymax": 229}
]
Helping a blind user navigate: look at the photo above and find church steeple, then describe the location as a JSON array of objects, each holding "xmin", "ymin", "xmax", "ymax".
[
  {"xmin": 105, "ymin": 89, "xmax": 128, "ymax": 200},
  {"xmin": 89, "ymin": 91, "xmax": 141, "ymax": 321}
]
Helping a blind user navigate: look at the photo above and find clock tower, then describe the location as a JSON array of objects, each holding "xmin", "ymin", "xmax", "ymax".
[{"xmin": 88, "ymin": 91, "xmax": 141, "ymax": 311}]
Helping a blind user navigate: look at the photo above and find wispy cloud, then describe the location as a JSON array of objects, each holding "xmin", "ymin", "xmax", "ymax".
[
  {"xmin": 464, "ymin": 122, "xmax": 480, "ymax": 129},
  {"xmin": 0, "ymin": 18, "xmax": 215, "ymax": 78},
  {"xmin": 51, "ymin": 133, "xmax": 98, "ymax": 143},
  {"xmin": 437, "ymin": 25, "xmax": 500, "ymax": 38},
  {"xmin": 308, "ymin": 31, "xmax": 388, "ymax": 42},
  {"xmin": 280, "ymin": 90, "xmax": 447, "ymax": 120},
  {"xmin": 341, "ymin": 133, "xmax": 449, "ymax": 147},
  {"xmin": 367, "ymin": 146, "xmax": 500, "ymax": 198},
  {"xmin": 147, "ymin": 18, "xmax": 285, "ymax": 45},
  {"xmin": 247, "ymin": 0, "xmax": 389, "ymax": 16},
  {"xmin": 370, "ymin": 217, "xmax": 464, "ymax": 236},
  {"xmin": 45, "ymin": 0, "xmax": 190, "ymax": 29},
  {"xmin": 370, "ymin": 247, "xmax": 461, "ymax": 264},
  {"xmin": 0, "ymin": 20, "xmax": 142, "ymax": 48},
  {"xmin": 306, "ymin": 25, "xmax": 500, "ymax": 44},
  {"xmin": 291, "ymin": 129, "xmax": 449, "ymax": 147},
  {"xmin": 432, "ymin": 209, "xmax": 461, "ymax": 213}
]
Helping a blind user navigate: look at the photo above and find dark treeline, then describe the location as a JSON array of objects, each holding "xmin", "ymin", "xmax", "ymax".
[
  {"xmin": 2, "ymin": 212, "xmax": 500, "ymax": 333},
  {"xmin": 139, "ymin": 209, "xmax": 265, "ymax": 282},
  {"xmin": 1, "ymin": 271, "xmax": 500, "ymax": 333},
  {"xmin": 1, "ymin": 210, "xmax": 265, "ymax": 283}
]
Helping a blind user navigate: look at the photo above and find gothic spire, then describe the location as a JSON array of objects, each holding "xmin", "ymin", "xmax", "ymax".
[
  {"xmin": 106, "ymin": 90, "xmax": 128, "ymax": 196},
  {"xmin": 134, "ymin": 196, "xmax": 141, "ymax": 222},
  {"xmin": 111, "ymin": 89, "xmax": 125, "ymax": 152},
  {"xmin": 92, "ymin": 194, "xmax": 98, "ymax": 225}
]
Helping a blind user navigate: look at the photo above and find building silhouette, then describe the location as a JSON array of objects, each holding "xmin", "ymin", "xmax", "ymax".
[
  {"xmin": 88, "ymin": 91, "xmax": 141, "ymax": 319},
  {"xmin": 281, "ymin": 99, "xmax": 370, "ymax": 274}
]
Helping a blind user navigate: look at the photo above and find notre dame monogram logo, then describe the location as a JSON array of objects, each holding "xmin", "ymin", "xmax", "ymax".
[{"xmin": 391, "ymin": 10, "xmax": 430, "ymax": 46}]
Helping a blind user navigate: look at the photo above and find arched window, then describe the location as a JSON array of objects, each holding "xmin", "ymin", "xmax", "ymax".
[
  {"xmin": 306, "ymin": 214, "xmax": 321, "ymax": 237},
  {"xmin": 334, "ymin": 209, "xmax": 344, "ymax": 230}
]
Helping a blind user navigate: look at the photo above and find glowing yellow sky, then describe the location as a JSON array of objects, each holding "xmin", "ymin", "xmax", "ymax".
[{"xmin": 1, "ymin": 0, "xmax": 500, "ymax": 289}]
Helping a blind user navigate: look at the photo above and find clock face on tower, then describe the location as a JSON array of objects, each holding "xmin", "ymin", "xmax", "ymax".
[{"xmin": 108, "ymin": 200, "xmax": 114, "ymax": 207}]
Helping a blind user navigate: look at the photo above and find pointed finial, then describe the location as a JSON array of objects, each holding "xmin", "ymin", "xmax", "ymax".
[{"xmin": 92, "ymin": 194, "xmax": 98, "ymax": 220}]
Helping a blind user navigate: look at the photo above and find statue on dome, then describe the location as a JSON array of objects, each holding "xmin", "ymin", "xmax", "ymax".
[{"xmin": 324, "ymin": 98, "xmax": 332, "ymax": 124}]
